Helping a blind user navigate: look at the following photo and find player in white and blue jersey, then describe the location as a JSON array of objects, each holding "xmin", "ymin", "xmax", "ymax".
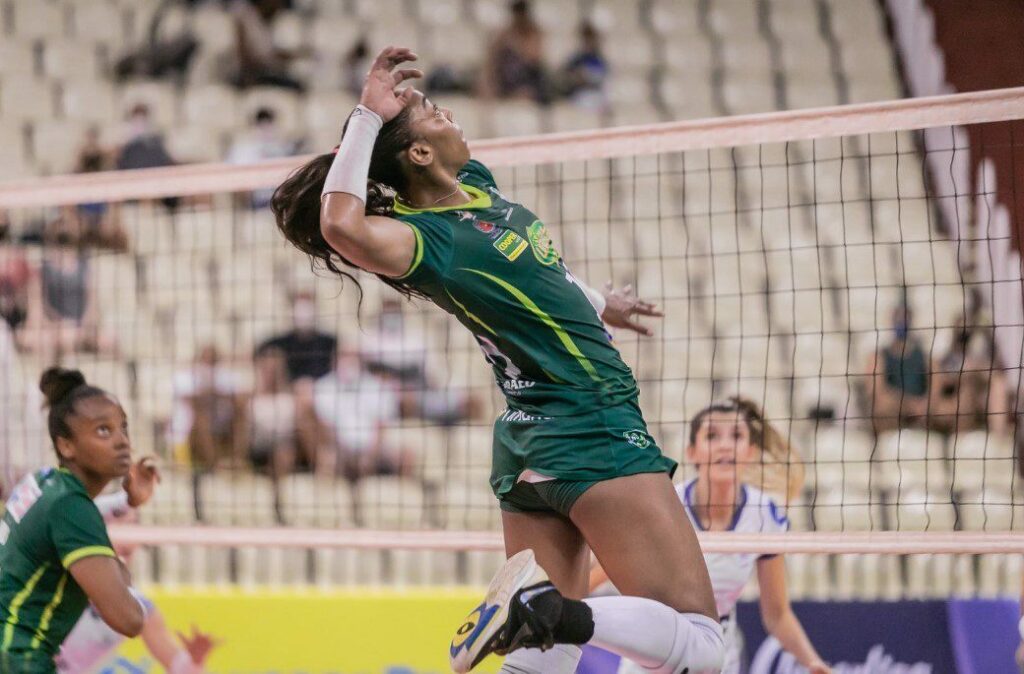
[{"xmin": 592, "ymin": 398, "xmax": 831, "ymax": 674}]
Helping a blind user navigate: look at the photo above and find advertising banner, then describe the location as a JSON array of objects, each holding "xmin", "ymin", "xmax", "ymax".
[
  {"xmin": 582, "ymin": 599, "xmax": 1020, "ymax": 674},
  {"xmin": 97, "ymin": 593, "xmax": 1018, "ymax": 673},
  {"xmin": 107, "ymin": 588, "xmax": 502, "ymax": 674}
]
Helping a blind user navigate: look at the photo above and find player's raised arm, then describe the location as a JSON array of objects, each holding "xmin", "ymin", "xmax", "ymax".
[{"xmin": 318, "ymin": 47, "xmax": 422, "ymax": 277}]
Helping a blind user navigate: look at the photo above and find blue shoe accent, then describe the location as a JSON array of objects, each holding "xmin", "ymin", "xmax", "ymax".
[{"xmin": 450, "ymin": 602, "xmax": 501, "ymax": 658}]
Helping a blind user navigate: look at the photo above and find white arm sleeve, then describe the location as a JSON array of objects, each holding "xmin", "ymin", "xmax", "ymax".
[
  {"xmin": 579, "ymin": 281, "xmax": 608, "ymax": 317},
  {"xmin": 321, "ymin": 105, "xmax": 384, "ymax": 203}
]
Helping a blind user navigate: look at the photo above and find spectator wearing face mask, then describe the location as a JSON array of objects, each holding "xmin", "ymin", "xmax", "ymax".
[
  {"xmin": 866, "ymin": 304, "xmax": 930, "ymax": 433},
  {"xmin": 227, "ymin": 107, "xmax": 299, "ymax": 209},
  {"xmin": 360, "ymin": 298, "xmax": 480, "ymax": 426},
  {"xmin": 313, "ymin": 345, "xmax": 413, "ymax": 483},
  {"xmin": 169, "ymin": 344, "xmax": 248, "ymax": 473},
  {"xmin": 257, "ymin": 290, "xmax": 337, "ymax": 470}
]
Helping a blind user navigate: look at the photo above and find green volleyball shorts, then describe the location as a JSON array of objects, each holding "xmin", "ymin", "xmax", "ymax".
[{"xmin": 491, "ymin": 397, "xmax": 677, "ymax": 517}]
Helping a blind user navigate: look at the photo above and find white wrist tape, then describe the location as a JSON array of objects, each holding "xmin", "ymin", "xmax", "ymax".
[
  {"xmin": 170, "ymin": 650, "xmax": 202, "ymax": 674},
  {"xmin": 321, "ymin": 105, "xmax": 383, "ymax": 203},
  {"xmin": 581, "ymin": 282, "xmax": 607, "ymax": 317},
  {"xmin": 128, "ymin": 587, "xmax": 150, "ymax": 620},
  {"xmin": 94, "ymin": 491, "xmax": 130, "ymax": 518}
]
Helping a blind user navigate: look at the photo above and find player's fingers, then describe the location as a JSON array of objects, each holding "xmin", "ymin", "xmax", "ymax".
[
  {"xmin": 623, "ymin": 318, "xmax": 653, "ymax": 336},
  {"xmin": 622, "ymin": 283, "xmax": 634, "ymax": 296},
  {"xmin": 392, "ymin": 68, "xmax": 424, "ymax": 85},
  {"xmin": 634, "ymin": 302, "xmax": 664, "ymax": 316}
]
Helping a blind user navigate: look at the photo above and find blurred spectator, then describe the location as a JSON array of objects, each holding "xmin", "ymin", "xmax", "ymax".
[
  {"xmin": 928, "ymin": 317, "xmax": 1011, "ymax": 434},
  {"xmin": 313, "ymin": 345, "xmax": 413, "ymax": 482},
  {"xmin": 480, "ymin": 0, "xmax": 549, "ymax": 103},
  {"xmin": 0, "ymin": 214, "xmax": 30, "ymax": 335},
  {"xmin": 170, "ymin": 345, "xmax": 249, "ymax": 470},
  {"xmin": 361, "ymin": 298, "xmax": 480, "ymax": 425},
  {"xmin": 227, "ymin": 107, "xmax": 298, "ymax": 209},
  {"xmin": 116, "ymin": 104, "xmax": 176, "ymax": 172},
  {"xmin": 343, "ymin": 39, "xmax": 372, "ymax": 98},
  {"xmin": 259, "ymin": 291, "xmax": 336, "ymax": 382},
  {"xmin": 866, "ymin": 304, "xmax": 929, "ymax": 433},
  {"xmin": 115, "ymin": 103, "xmax": 180, "ymax": 213},
  {"xmin": 248, "ymin": 346, "xmax": 299, "ymax": 479},
  {"xmin": 18, "ymin": 216, "xmax": 117, "ymax": 360},
  {"xmin": 229, "ymin": 0, "xmax": 307, "ymax": 92},
  {"xmin": 258, "ymin": 290, "xmax": 337, "ymax": 470},
  {"xmin": 73, "ymin": 128, "xmax": 128, "ymax": 252},
  {"xmin": 114, "ymin": 0, "xmax": 199, "ymax": 82},
  {"xmin": 560, "ymin": 22, "xmax": 610, "ymax": 113}
]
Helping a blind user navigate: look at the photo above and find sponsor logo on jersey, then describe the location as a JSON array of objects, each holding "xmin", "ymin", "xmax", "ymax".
[
  {"xmin": 474, "ymin": 220, "xmax": 496, "ymax": 234},
  {"xmin": 623, "ymin": 429, "xmax": 652, "ymax": 449},
  {"xmin": 500, "ymin": 409, "xmax": 550, "ymax": 423},
  {"xmin": 494, "ymin": 230, "xmax": 529, "ymax": 262},
  {"xmin": 503, "ymin": 207, "xmax": 515, "ymax": 221},
  {"xmin": 502, "ymin": 379, "xmax": 536, "ymax": 392},
  {"xmin": 527, "ymin": 221, "xmax": 559, "ymax": 265}
]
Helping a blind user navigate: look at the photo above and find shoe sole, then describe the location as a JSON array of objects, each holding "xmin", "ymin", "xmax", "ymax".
[{"xmin": 449, "ymin": 549, "xmax": 540, "ymax": 673}]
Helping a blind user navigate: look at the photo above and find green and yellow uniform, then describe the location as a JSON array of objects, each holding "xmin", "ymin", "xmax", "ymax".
[
  {"xmin": 0, "ymin": 468, "xmax": 116, "ymax": 673},
  {"xmin": 395, "ymin": 160, "xmax": 676, "ymax": 515}
]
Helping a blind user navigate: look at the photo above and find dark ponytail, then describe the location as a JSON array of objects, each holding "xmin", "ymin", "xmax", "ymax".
[
  {"xmin": 40, "ymin": 367, "xmax": 107, "ymax": 452},
  {"xmin": 271, "ymin": 104, "xmax": 426, "ymax": 301}
]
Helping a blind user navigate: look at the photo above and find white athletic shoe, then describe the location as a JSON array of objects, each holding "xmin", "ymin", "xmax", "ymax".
[{"xmin": 449, "ymin": 549, "xmax": 553, "ymax": 673}]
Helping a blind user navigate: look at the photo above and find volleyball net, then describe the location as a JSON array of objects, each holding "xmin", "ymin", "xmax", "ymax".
[{"xmin": 2, "ymin": 88, "xmax": 1024, "ymax": 590}]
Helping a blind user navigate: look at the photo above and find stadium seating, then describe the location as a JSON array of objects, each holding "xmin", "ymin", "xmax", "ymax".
[{"xmin": 1, "ymin": 0, "xmax": 1018, "ymax": 597}]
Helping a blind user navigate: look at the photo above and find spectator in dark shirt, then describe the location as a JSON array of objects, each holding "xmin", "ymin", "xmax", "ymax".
[
  {"xmin": 257, "ymin": 290, "xmax": 336, "ymax": 468},
  {"xmin": 480, "ymin": 0, "xmax": 549, "ymax": 103},
  {"xmin": 866, "ymin": 304, "xmax": 929, "ymax": 433},
  {"xmin": 561, "ymin": 22, "xmax": 610, "ymax": 113},
  {"xmin": 259, "ymin": 291, "xmax": 336, "ymax": 382}
]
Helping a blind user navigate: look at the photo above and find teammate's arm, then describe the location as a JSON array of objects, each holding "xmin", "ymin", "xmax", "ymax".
[
  {"xmin": 67, "ymin": 558, "xmax": 145, "ymax": 638},
  {"xmin": 141, "ymin": 609, "xmax": 217, "ymax": 674},
  {"xmin": 320, "ymin": 47, "xmax": 422, "ymax": 277},
  {"xmin": 756, "ymin": 555, "xmax": 831, "ymax": 674}
]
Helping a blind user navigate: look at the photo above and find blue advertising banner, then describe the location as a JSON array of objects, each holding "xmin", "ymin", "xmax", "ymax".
[{"xmin": 579, "ymin": 599, "xmax": 1019, "ymax": 674}]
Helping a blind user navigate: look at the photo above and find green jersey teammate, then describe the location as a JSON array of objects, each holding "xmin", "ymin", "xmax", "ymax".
[
  {"xmin": 0, "ymin": 368, "xmax": 148, "ymax": 673},
  {"xmin": 273, "ymin": 46, "xmax": 724, "ymax": 674}
]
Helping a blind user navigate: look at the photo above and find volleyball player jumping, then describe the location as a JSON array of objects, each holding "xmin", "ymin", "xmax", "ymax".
[
  {"xmin": 273, "ymin": 46, "xmax": 724, "ymax": 674},
  {"xmin": 0, "ymin": 368, "xmax": 148, "ymax": 673},
  {"xmin": 591, "ymin": 398, "xmax": 831, "ymax": 674}
]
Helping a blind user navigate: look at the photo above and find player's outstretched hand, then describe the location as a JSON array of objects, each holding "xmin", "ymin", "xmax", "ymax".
[
  {"xmin": 123, "ymin": 456, "xmax": 160, "ymax": 508},
  {"xmin": 600, "ymin": 282, "xmax": 665, "ymax": 337},
  {"xmin": 178, "ymin": 624, "xmax": 220, "ymax": 665},
  {"xmin": 360, "ymin": 46, "xmax": 423, "ymax": 123}
]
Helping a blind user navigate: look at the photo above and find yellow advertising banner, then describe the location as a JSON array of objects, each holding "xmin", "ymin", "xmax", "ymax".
[{"xmin": 110, "ymin": 588, "xmax": 503, "ymax": 674}]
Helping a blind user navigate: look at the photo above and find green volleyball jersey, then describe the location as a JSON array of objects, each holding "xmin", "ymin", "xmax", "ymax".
[
  {"xmin": 394, "ymin": 160, "xmax": 639, "ymax": 416},
  {"xmin": 0, "ymin": 468, "xmax": 116, "ymax": 667}
]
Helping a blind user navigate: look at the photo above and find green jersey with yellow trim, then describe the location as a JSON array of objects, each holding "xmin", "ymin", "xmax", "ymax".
[
  {"xmin": 394, "ymin": 160, "xmax": 639, "ymax": 416},
  {"xmin": 0, "ymin": 468, "xmax": 116, "ymax": 667}
]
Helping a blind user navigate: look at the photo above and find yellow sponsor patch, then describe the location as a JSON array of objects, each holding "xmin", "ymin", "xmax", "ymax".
[{"xmin": 493, "ymin": 231, "xmax": 528, "ymax": 262}]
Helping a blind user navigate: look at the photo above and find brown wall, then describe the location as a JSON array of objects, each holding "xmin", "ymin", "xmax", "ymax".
[{"xmin": 924, "ymin": 0, "xmax": 1024, "ymax": 245}]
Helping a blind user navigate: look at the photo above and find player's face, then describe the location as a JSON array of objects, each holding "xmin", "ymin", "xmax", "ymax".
[
  {"xmin": 60, "ymin": 394, "xmax": 133, "ymax": 480},
  {"xmin": 689, "ymin": 411, "xmax": 757, "ymax": 485},
  {"xmin": 407, "ymin": 90, "xmax": 471, "ymax": 168}
]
